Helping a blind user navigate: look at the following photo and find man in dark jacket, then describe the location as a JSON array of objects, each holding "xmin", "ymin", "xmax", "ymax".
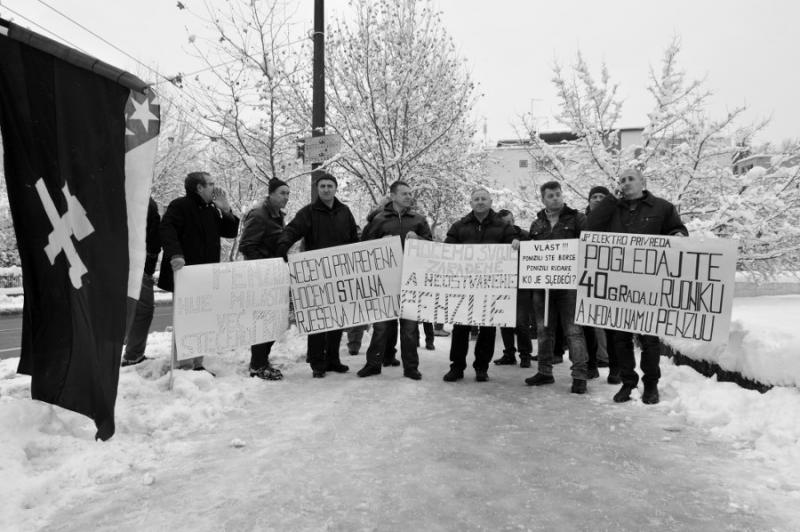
[
  {"xmin": 587, "ymin": 167, "xmax": 688, "ymax": 405},
  {"xmin": 122, "ymin": 197, "xmax": 161, "ymax": 367},
  {"xmin": 493, "ymin": 209, "xmax": 534, "ymax": 368},
  {"xmin": 277, "ymin": 172, "xmax": 359, "ymax": 378},
  {"xmin": 518, "ymin": 181, "xmax": 590, "ymax": 394},
  {"xmin": 584, "ymin": 185, "xmax": 620, "ymax": 384},
  {"xmin": 357, "ymin": 180, "xmax": 432, "ymax": 380},
  {"xmin": 442, "ymin": 188, "xmax": 516, "ymax": 383},
  {"xmin": 159, "ymin": 171, "xmax": 240, "ymax": 371},
  {"xmin": 238, "ymin": 178, "xmax": 290, "ymax": 381}
]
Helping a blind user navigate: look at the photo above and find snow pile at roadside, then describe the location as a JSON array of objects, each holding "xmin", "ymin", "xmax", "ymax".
[
  {"xmin": 660, "ymin": 362, "xmax": 800, "ymax": 494},
  {"xmin": 0, "ymin": 290, "xmax": 172, "ymax": 314},
  {"xmin": 664, "ymin": 295, "xmax": 800, "ymax": 387},
  {"xmin": 0, "ymin": 328, "xmax": 306, "ymax": 532}
]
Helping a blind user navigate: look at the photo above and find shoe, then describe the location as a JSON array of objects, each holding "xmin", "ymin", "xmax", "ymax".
[
  {"xmin": 312, "ymin": 370, "xmax": 326, "ymax": 378},
  {"xmin": 404, "ymin": 369, "xmax": 422, "ymax": 380},
  {"xmin": 607, "ymin": 372, "xmax": 622, "ymax": 385},
  {"xmin": 357, "ymin": 364, "xmax": 381, "ymax": 378},
  {"xmin": 383, "ymin": 357, "xmax": 401, "ymax": 367},
  {"xmin": 613, "ymin": 384, "xmax": 636, "ymax": 403},
  {"xmin": 493, "ymin": 353, "xmax": 517, "ymax": 365},
  {"xmin": 587, "ymin": 367, "xmax": 600, "ymax": 379},
  {"xmin": 525, "ymin": 373, "xmax": 555, "ymax": 386},
  {"xmin": 519, "ymin": 354, "xmax": 532, "ymax": 368},
  {"xmin": 349, "ymin": 350, "xmax": 360, "ymax": 356},
  {"xmin": 597, "ymin": 360, "xmax": 609, "ymax": 368},
  {"xmin": 552, "ymin": 355, "xmax": 564, "ymax": 364},
  {"xmin": 475, "ymin": 370, "xmax": 489, "ymax": 382},
  {"xmin": 571, "ymin": 379, "xmax": 587, "ymax": 394},
  {"xmin": 425, "ymin": 342, "xmax": 435, "ymax": 351},
  {"xmin": 249, "ymin": 365, "xmax": 283, "ymax": 380},
  {"xmin": 192, "ymin": 366, "xmax": 216, "ymax": 377},
  {"xmin": 433, "ymin": 329, "xmax": 450, "ymax": 337},
  {"xmin": 326, "ymin": 362, "xmax": 349, "ymax": 373},
  {"xmin": 443, "ymin": 369, "xmax": 464, "ymax": 382},
  {"xmin": 121, "ymin": 354, "xmax": 148, "ymax": 367},
  {"xmin": 530, "ymin": 355, "xmax": 539, "ymax": 361},
  {"xmin": 642, "ymin": 383, "xmax": 660, "ymax": 405}
]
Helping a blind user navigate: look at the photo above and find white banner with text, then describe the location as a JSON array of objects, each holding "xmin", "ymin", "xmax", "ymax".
[{"xmin": 518, "ymin": 239, "xmax": 579, "ymax": 289}]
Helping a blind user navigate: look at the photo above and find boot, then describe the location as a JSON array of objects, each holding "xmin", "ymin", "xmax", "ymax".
[
  {"xmin": 312, "ymin": 370, "xmax": 326, "ymax": 378},
  {"xmin": 552, "ymin": 354, "xmax": 564, "ymax": 364},
  {"xmin": 443, "ymin": 368, "xmax": 464, "ymax": 382},
  {"xmin": 642, "ymin": 382, "xmax": 660, "ymax": 405},
  {"xmin": 613, "ymin": 384, "xmax": 636, "ymax": 403},
  {"xmin": 425, "ymin": 341, "xmax": 435, "ymax": 351},
  {"xmin": 475, "ymin": 370, "xmax": 489, "ymax": 382},
  {"xmin": 571, "ymin": 378, "xmax": 587, "ymax": 394},
  {"xmin": 357, "ymin": 364, "xmax": 381, "ymax": 378},
  {"xmin": 326, "ymin": 362, "xmax": 349, "ymax": 373},
  {"xmin": 404, "ymin": 368, "xmax": 422, "ymax": 380},
  {"xmin": 607, "ymin": 371, "xmax": 622, "ymax": 385},
  {"xmin": 587, "ymin": 367, "xmax": 600, "ymax": 379},
  {"xmin": 519, "ymin": 354, "xmax": 532, "ymax": 368},
  {"xmin": 525, "ymin": 373, "xmax": 555, "ymax": 386},
  {"xmin": 250, "ymin": 365, "xmax": 283, "ymax": 381},
  {"xmin": 383, "ymin": 357, "xmax": 401, "ymax": 367},
  {"xmin": 493, "ymin": 352, "xmax": 517, "ymax": 365}
]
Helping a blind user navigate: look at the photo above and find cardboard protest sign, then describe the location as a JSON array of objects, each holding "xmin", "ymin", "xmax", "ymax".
[
  {"xmin": 288, "ymin": 237, "xmax": 403, "ymax": 335},
  {"xmin": 574, "ymin": 231, "xmax": 737, "ymax": 343},
  {"xmin": 173, "ymin": 258, "xmax": 290, "ymax": 360},
  {"xmin": 400, "ymin": 240, "xmax": 517, "ymax": 327},
  {"xmin": 518, "ymin": 239, "xmax": 579, "ymax": 289}
]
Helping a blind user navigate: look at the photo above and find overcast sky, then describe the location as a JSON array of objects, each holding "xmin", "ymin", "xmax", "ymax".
[{"xmin": 3, "ymin": 0, "xmax": 798, "ymax": 144}]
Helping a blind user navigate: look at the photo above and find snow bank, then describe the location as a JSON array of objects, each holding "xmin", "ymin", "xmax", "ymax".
[
  {"xmin": 0, "ymin": 290, "xmax": 172, "ymax": 314},
  {"xmin": 0, "ymin": 328, "xmax": 306, "ymax": 532},
  {"xmin": 660, "ymin": 363, "xmax": 800, "ymax": 494},
  {"xmin": 665, "ymin": 295, "xmax": 800, "ymax": 387}
]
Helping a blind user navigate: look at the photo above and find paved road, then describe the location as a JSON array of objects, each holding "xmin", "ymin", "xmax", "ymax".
[{"xmin": 0, "ymin": 304, "xmax": 174, "ymax": 361}]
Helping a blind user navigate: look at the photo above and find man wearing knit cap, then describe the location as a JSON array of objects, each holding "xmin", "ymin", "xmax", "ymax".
[
  {"xmin": 587, "ymin": 167, "xmax": 688, "ymax": 405},
  {"xmin": 239, "ymin": 177, "xmax": 291, "ymax": 380},
  {"xmin": 278, "ymin": 172, "xmax": 359, "ymax": 378}
]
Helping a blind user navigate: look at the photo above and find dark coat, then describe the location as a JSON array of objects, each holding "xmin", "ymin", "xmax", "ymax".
[
  {"xmin": 238, "ymin": 199, "xmax": 285, "ymax": 260},
  {"xmin": 277, "ymin": 197, "xmax": 359, "ymax": 255},
  {"xmin": 361, "ymin": 203, "xmax": 432, "ymax": 246},
  {"xmin": 144, "ymin": 197, "xmax": 161, "ymax": 275},
  {"xmin": 586, "ymin": 191, "xmax": 688, "ymax": 236},
  {"xmin": 444, "ymin": 209, "xmax": 517, "ymax": 244},
  {"xmin": 529, "ymin": 205, "xmax": 586, "ymax": 241},
  {"xmin": 157, "ymin": 192, "xmax": 240, "ymax": 292}
]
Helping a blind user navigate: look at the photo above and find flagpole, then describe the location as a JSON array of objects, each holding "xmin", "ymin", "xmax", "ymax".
[{"xmin": 543, "ymin": 289, "xmax": 549, "ymax": 327}]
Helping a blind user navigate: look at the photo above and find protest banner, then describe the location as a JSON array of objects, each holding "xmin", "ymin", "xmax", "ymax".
[
  {"xmin": 518, "ymin": 239, "xmax": 579, "ymax": 289},
  {"xmin": 574, "ymin": 231, "xmax": 737, "ymax": 343},
  {"xmin": 400, "ymin": 240, "xmax": 517, "ymax": 327},
  {"xmin": 518, "ymin": 239, "xmax": 579, "ymax": 326},
  {"xmin": 288, "ymin": 237, "xmax": 403, "ymax": 335},
  {"xmin": 173, "ymin": 258, "xmax": 290, "ymax": 360}
]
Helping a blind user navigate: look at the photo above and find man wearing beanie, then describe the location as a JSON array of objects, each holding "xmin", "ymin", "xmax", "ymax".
[
  {"xmin": 587, "ymin": 167, "xmax": 688, "ymax": 405},
  {"xmin": 278, "ymin": 172, "xmax": 359, "ymax": 378},
  {"xmin": 239, "ymin": 177, "xmax": 291, "ymax": 380}
]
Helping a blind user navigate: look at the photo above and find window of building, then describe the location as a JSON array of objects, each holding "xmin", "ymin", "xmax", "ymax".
[{"xmin": 519, "ymin": 159, "xmax": 528, "ymax": 168}]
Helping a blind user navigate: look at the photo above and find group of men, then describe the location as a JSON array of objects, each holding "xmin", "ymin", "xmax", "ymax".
[{"xmin": 124, "ymin": 166, "xmax": 687, "ymax": 405}]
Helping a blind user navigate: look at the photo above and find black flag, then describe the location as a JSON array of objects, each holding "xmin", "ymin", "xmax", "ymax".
[{"xmin": 0, "ymin": 19, "xmax": 160, "ymax": 440}]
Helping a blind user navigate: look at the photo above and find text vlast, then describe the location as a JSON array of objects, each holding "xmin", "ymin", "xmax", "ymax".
[
  {"xmin": 288, "ymin": 237, "xmax": 404, "ymax": 335},
  {"xmin": 574, "ymin": 231, "xmax": 736, "ymax": 344}
]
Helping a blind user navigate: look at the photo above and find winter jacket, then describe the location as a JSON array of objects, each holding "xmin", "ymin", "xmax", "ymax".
[
  {"xmin": 509, "ymin": 224, "xmax": 530, "ymax": 241},
  {"xmin": 238, "ymin": 199, "xmax": 285, "ymax": 260},
  {"xmin": 277, "ymin": 197, "xmax": 359, "ymax": 255},
  {"xmin": 361, "ymin": 203, "xmax": 432, "ymax": 246},
  {"xmin": 157, "ymin": 192, "xmax": 240, "ymax": 292},
  {"xmin": 586, "ymin": 191, "xmax": 688, "ymax": 236},
  {"xmin": 144, "ymin": 197, "xmax": 161, "ymax": 276},
  {"xmin": 528, "ymin": 205, "xmax": 586, "ymax": 241},
  {"xmin": 444, "ymin": 210, "xmax": 517, "ymax": 244}
]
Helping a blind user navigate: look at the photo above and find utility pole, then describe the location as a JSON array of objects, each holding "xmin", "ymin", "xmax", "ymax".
[{"xmin": 311, "ymin": 0, "xmax": 325, "ymax": 201}]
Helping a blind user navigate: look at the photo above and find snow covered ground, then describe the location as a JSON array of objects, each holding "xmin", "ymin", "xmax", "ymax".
[{"xmin": 2, "ymin": 299, "xmax": 800, "ymax": 530}]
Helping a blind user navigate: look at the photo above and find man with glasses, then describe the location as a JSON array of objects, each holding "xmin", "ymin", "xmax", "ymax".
[
  {"xmin": 159, "ymin": 171, "xmax": 240, "ymax": 373},
  {"xmin": 587, "ymin": 168, "xmax": 688, "ymax": 404}
]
